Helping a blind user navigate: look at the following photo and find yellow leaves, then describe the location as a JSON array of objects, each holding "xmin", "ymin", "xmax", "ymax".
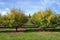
[
  {"xmin": 0, "ymin": 9, "xmax": 28, "ymax": 27},
  {"xmin": 7, "ymin": 9, "xmax": 28, "ymax": 27},
  {"xmin": 47, "ymin": 14, "xmax": 56, "ymax": 22},
  {"xmin": 31, "ymin": 9, "xmax": 57, "ymax": 27}
]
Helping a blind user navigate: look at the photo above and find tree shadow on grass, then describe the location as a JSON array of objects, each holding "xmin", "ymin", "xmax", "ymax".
[
  {"xmin": 25, "ymin": 28, "xmax": 60, "ymax": 32},
  {"xmin": 0, "ymin": 30, "xmax": 38, "ymax": 33},
  {"xmin": 0, "ymin": 30, "xmax": 25, "ymax": 33},
  {"xmin": 46, "ymin": 28, "xmax": 60, "ymax": 32},
  {"xmin": 0, "ymin": 28, "xmax": 60, "ymax": 33}
]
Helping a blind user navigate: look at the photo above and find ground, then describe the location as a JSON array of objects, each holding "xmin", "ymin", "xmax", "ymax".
[{"xmin": 0, "ymin": 32, "xmax": 60, "ymax": 40}]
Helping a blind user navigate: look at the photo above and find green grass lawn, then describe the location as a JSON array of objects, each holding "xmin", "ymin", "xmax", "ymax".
[
  {"xmin": 0, "ymin": 32, "xmax": 60, "ymax": 40},
  {"xmin": 0, "ymin": 20, "xmax": 60, "ymax": 40}
]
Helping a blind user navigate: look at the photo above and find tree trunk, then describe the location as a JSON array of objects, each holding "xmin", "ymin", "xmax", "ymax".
[{"xmin": 16, "ymin": 27, "xmax": 18, "ymax": 32}]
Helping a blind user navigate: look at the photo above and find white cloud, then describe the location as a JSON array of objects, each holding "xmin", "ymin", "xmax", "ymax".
[
  {"xmin": 41, "ymin": 0, "xmax": 60, "ymax": 6},
  {"xmin": 1, "ymin": 11, "xmax": 7, "ymax": 15},
  {"xmin": 37, "ymin": 0, "xmax": 60, "ymax": 10},
  {"xmin": 5, "ymin": 8, "xmax": 10, "ymax": 11},
  {"xmin": 0, "ymin": 10, "xmax": 7, "ymax": 15},
  {"xmin": 0, "ymin": 8, "xmax": 10, "ymax": 15}
]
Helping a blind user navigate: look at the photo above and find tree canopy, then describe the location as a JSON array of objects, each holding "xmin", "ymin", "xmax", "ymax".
[{"xmin": 31, "ymin": 9, "xmax": 57, "ymax": 28}]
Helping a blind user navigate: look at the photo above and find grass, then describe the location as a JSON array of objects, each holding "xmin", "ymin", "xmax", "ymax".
[
  {"xmin": 0, "ymin": 32, "xmax": 60, "ymax": 40},
  {"xmin": 0, "ymin": 19, "xmax": 60, "ymax": 40}
]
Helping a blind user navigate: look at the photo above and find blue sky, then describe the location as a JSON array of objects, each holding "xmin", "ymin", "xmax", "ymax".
[{"xmin": 0, "ymin": 0, "xmax": 60, "ymax": 15}]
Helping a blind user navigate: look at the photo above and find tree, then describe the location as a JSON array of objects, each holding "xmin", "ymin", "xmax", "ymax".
[
  {"xmin": 57, "ymin": 15, "xmax": 60, "ymax": 26},
  {"xmin": 31, "ymin": 9, "xmax": 57, "ymax": 29},
  {"xmin": 2, "ymin": 9, "xmax": 28, "ymax": 31},
  {"xmin": 29, "ymin": 14, "xmax": 31, "ymax": 18},
  {"xmin": 44, "ymin": 9, "xmax": 57, "ymax": 28},
  {"xmin": 31, "ymin": 12, "xmax": 44, "ymax": 27},
  {"xmin": 5, "ymin": 9, "xmax": 28, "ymax": 31},
  {"xmin": 0, "ymin": 13, "xmax": 3, "ymax": 27}
]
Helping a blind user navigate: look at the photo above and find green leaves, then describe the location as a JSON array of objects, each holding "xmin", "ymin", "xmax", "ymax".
[
  {"xmin": 8, "ymin": 9, "xmax": 28, "ymax": 27},
  {"xmin": 31, "ymin": 9, "xmax": 57, "ymax": 28},
  {"xmin": 0, "ymin": 9, "xmax": 28, "ymax": 28}
]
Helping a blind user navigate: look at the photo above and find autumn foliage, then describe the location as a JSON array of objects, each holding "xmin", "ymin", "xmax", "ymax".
[{"xmin": 31, "ymin": 9, "xmax": 57, "ymax": 28}]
